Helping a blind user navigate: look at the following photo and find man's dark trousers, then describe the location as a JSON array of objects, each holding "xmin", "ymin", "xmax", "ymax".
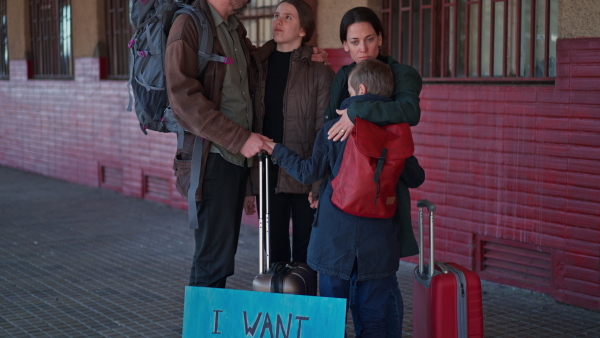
[{"xmin": 189, "ymin": 153, "xmax": 248, "ymax": 288}]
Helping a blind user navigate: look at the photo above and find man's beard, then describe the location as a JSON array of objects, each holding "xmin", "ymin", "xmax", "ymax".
[{"xmin": 233, "ymin": 0, "xmax": 250, "ymax": 15}]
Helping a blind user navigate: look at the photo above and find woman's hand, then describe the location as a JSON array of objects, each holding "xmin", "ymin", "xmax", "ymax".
[
  {"xmin": 327, "ymin": 109, "xmax": 354, "ymax": 141},
  {"xmin": 243, "ymin": 196, "xmax": 256, "ymax": 215}
]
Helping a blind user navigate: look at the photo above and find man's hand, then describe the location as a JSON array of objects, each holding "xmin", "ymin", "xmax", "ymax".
[
  {"xmin": 327, "ymin": 109, "xmax": 354, "ymax": 141},
  {"xmin": 308, "ymin": 192, "xmax": 319, "ymax": 209},
  {"xmin": 240, "ymin": 133, "xmax": 273, "ymax": 158},
  {"xmin": 244, "ymin": 196, "xmax": 256, "ymax": 215},
  {"xmin": 311, "ymin": 47, "xmax": 329, "ymax": 66}
]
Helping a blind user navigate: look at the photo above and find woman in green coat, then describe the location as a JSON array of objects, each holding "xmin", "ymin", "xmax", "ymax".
[{"xmin": 322, "ymin": 7, "xmax": 423, "ymax": 337}]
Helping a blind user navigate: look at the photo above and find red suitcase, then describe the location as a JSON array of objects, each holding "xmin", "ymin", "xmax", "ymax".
[
  {"xmin": 252, "ymin": 152, "xmax": 317, "ymax": 295},
  {"xmin": 412, "ymin": 199, "xmax": 484, "ymax": 338}
]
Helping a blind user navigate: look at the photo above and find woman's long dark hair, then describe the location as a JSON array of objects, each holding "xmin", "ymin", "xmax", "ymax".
[{"xmin": 339, "ymin": 7, "xmax": 384, "ymax": 43}]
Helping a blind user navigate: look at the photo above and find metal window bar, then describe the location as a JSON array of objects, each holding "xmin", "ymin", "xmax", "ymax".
[
  {"xmin": 434, "ymin": 0, "xmax": 458, "ymax": 78},
  {"xmin": 383, "ymin": 0, "xmax": 556, "ymax": 82},
  {"xmin": 502, "ymin": 0, "xmax": 507, "ymax": 77},
  {"xmin": 105, "ymin": 0, "xmax": 130, "ymax": 79},
  {"xmin": 439, "ymin": 0, "xmax": 448, "ymax": 77},
  {"xmin": 515, "ymin": 0, "xmax": 521, "ymax": 76},
  {"xmin": 451, "ymin": 0, "xmax": 458, "ymax": 78},
  {"xmin": 0, "ymin": 0, "xmax": 8, "ymax": 79},
  {"xmin": 476, "ymin": 0, "xmax": 482, "ymax": 77},
  {"xmin": 529, "ymin": 0, "xmax": 536, "ymax": 78},
  {"xmin": 441, "ymin": 0, "xmax": 459, "ymax": 78},
  {"xmin": 544, "ymin": 1, "xmax": 551, "ymax": 77},
  {"xmin": 381, "ymin": 0, "xmax": 391, "ymax": 55},
  {"xmin": 424, "ymin": 0, "xmax": 437, "ymax": 78},
  {"xmin": 543, "ymin": 0, "xmax": 549, "ymax": 77},
  {"xmin": 405, "ymin": 1, "xmax": 413, "ymax": 66},
  {"xmin": 30, "ymin": 0, "xmax": 73, "ymax": 79},
  {"xmin": 238, "ymin": 0, "xmax": 279, "ymax": 47},
  {"xmin": 464, "ymin": 0, "xmax": 470, "ymax": 77}
]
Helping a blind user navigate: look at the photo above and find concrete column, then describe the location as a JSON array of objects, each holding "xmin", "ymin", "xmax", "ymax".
[
  {"xmin": 559, "ymin": 0, "xmax": 600, "ymax": 38},
  {"xmin": 317, "ymin": 0, "xmax": 380, "ymax": 48},
  {"xmin": 72, "ymin": 0, "xmax": 104, "ymax": 58},
  {"xmin": 7, "ymin": 0, "xmax": 29, "ymax": 60}
]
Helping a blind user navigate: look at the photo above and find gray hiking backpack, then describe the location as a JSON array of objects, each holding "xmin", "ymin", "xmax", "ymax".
[
  {"xmin": 127, "ymin": 0, "xmax": 231, "ymax": 228},
  {"xmin": 127, "ymin": 0, "xmax": 231, "ymax": 137}
]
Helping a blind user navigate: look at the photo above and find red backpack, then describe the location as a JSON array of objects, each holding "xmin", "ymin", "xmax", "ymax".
[{"xmin": 331, "ymin": 118, "xmax": 414, "ymax": 218}]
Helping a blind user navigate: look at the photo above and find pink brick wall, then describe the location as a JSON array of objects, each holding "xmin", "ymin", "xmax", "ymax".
[
  {"xmin": 405, "ymin": 38, "xmax": 600, "ymax": 310},
  {"xmin": 0, "ymin": 58, "xmax": 187, "ymax": 209},
  {"xmin": 0, "ymin": 38, "xmax": 598, "ymax": 310}
]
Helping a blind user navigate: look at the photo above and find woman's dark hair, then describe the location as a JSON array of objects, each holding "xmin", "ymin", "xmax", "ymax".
[
  {"xmin": 339, "ymin": 7, "xmax": 384, "ymax": 43},
  {"xmin": 278, "ymin": 0, "xmax": 316, "ymax": 44}
]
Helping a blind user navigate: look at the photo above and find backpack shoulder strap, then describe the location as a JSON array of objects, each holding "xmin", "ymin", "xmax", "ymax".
[
  {"xmin": 174, "ymin": 4, "xmax": 233, "ymax": 76},
  {"xmin": 187, "ymin": 136, "xmax": 203, "ymax": 229}
]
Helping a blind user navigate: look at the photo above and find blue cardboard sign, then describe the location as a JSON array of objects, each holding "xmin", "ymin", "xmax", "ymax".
[{"xmin": 183, "ymin": 287, "xmax": 347, "ymax": 337}]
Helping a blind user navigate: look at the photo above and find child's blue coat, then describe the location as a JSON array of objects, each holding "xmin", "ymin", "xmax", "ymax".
[{"xmin": 271, "ymin": 94, "xmax": 416, "ymax": 281}]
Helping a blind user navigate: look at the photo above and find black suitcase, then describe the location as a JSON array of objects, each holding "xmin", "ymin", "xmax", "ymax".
[{"xmin": 252, "ymin": 152, "xmax": 317, "ymax": 295}]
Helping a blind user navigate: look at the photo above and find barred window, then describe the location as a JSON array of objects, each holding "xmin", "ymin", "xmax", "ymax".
[
  {"xmin": 382, "ymin": 0, "xmax": 558, "ymax": 82},
  {"xmin": 0, "ymin": 0, "xmax": 8, "ymax": 79},
  {"xmin": 239, "ymin": 0, "xmax": 279, "ymax": 47},
  {"xmin": 30, "ymin": 0, "xmax": 73, "ymax": 79},
  {"xmin": 105, "ymin": 0, "xmax": 131, "ymax": 79}
]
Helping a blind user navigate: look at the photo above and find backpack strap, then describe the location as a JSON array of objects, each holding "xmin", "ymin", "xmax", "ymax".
[
  {"xmin": 373, "ymin": 148, "xmax": 388, "ymax": 204},
  {"xmin": 126, "ymin": 25, "xmax": 139, "ymax": 121},
  {"xmin": 126, "ymin": 50, "xmax": 137, "ymax": 127},
  {"xmin": 176, "ymin": 126, "xmax": 185, "ymax": 149},
  {"xmin": 174, "ymin": 4, "xmax": 233, "ymax": 76},
  {"xmin": 187, "ymin": 136, "xmax": 203, "ymax": 229}
]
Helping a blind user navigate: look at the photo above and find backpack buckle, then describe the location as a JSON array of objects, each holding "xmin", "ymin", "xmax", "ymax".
[
  {"xmin": 138, "ymin": 51, "xmax": 147, "ymax": 57},
  {"xmin": 223, "ymin": 57, "xmax": 234, "ymax": 64},
  {"xmin": 128, "ymin": 39, "xmax": 135, "ymax": 48}
]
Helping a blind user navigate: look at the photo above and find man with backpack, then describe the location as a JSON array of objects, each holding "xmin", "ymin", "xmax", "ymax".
[{"xmin": 165, "ymin": 0, "xmax": 327, "ymax": 288}]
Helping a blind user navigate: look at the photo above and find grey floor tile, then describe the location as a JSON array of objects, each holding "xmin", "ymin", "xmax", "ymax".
[{"xmin": 1, "ymin": 166, "xmax": 599, "ymax": 338}]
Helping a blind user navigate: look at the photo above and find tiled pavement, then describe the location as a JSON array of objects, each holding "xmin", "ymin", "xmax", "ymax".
[{"xmin": 1, "ymin": 165, "xmax": 598, "ymax": 337}]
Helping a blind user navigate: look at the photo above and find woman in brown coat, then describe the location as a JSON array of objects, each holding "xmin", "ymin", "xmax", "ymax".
[{"xmin": 246, "ymin": 0, "xmax": 334, "ymax": 264}]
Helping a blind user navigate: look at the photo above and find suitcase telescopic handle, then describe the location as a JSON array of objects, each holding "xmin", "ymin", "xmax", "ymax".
[
  {"xmin": 417, "ymin": 199, "xmax": 436, "ymax": 277},
  {"xmin": 257, "ymin": 152, "xmax": 270, "ymax": 274},
  {"xmin": 417, "ymin": 199, "xmax": 436, "ymax": 212}
]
